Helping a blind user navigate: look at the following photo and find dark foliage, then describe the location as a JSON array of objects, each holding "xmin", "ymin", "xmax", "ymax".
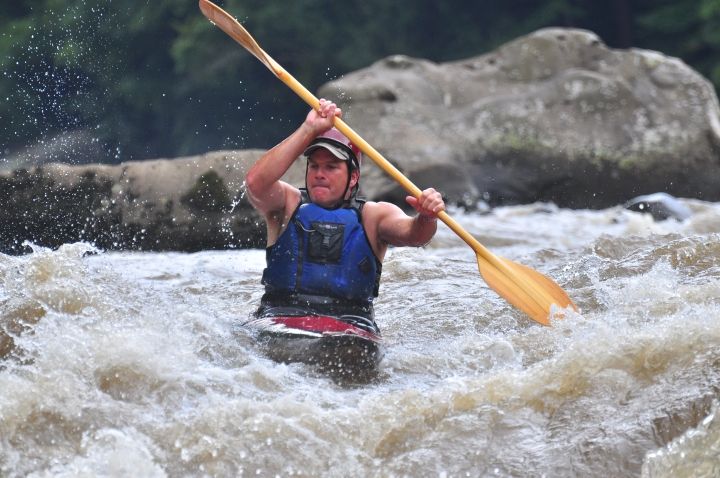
[{"xmin": 1, "ymin": 0, "xmax": 718, "ymax": 163}]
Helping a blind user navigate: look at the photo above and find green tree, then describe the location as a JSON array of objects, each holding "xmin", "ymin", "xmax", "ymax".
[
  {"xmin": 1, "ymin": 0, "xmax": 719, "ymax": 165},
  {"xmin": 635, "ymin": 0, "xmax": 720, "ymax": 85}
]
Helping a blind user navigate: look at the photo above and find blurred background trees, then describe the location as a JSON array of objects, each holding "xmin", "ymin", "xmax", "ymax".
[{"xmin": 1, "ymin": 0, "xmax": 719, "ymax": 163}]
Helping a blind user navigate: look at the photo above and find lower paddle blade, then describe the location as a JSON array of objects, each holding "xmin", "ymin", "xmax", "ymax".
[
  {"xmin": 505, "ymin": 259, "xmax": 577, "ymax": 311},
  {"xmin": 477, "ymin": 255, "xmax": 576, "ymax": 326}
]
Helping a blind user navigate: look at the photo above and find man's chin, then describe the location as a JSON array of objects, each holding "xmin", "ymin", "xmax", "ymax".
[
  {"xmin": 309, "ymin": 188, "xmax": 329, "ymax": 200},
  {"xmin": 309, "ymin": 191, "xmax": 340, "ymax": 208}
]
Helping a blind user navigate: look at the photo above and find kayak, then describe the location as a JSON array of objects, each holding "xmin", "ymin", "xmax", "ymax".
[{"xmin": 244, "ymin": 308, "xmax": 384, "ymax": 379}]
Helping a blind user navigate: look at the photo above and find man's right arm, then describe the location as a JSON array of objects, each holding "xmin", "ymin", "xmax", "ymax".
[{"xmin": 245, "ymin": 122, "xmax": 315, "ymax": 216}]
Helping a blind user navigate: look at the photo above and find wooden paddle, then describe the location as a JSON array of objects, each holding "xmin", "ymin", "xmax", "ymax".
[{"xmin": 198, "ymin": 0, "xmax": 577, "ymax": 325}]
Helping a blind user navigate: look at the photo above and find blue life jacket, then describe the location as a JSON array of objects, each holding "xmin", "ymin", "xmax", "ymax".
[{"xmin": 261, "ymin": 191, "xmax": 382, "ymax": 306}]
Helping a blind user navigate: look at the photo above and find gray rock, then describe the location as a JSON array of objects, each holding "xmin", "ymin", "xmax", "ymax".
[
  {"xmin": 321, "ymin": 28, "xmax": 720, "ymax": 208},
  {"xmin": 0, "ymin": 150, "xmax": 304, "ymax": 253},
  {"xmin": 624, "ymin": 192, "xmax": 692, "ymax": 221}
]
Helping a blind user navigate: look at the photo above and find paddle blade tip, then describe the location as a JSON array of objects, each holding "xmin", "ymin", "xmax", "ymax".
[
  {"xmin": 548, "ymin": 301, "xmax": 580, "ymax": 321},
  {"xmin": 198, "ymin": 0, "xmax": 215, "ymax": 21}
]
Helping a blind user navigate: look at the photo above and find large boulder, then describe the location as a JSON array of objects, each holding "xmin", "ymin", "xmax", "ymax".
[
  {"xmin": 320, "ymin": 28, "xmax": 720, "ymax": 208},
  {"xmin": 0, "ymin": 150, "xmax": 308, "ymax": 253}
]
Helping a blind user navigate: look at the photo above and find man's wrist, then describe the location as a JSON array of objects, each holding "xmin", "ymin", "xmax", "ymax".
[{"xmin": 299, "ymin": 121, "xmax": 316, "ymax": 138}]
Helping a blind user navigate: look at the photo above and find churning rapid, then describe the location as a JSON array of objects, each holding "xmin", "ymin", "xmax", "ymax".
[{"xmin": 1, "ymin": 200, "xmax": 720, "ymax": 477}]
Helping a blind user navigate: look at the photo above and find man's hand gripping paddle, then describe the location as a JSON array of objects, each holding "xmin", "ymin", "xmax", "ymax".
[{"xmin": 198, "ymin": 0, "xmax": 578, "ymax": 325}]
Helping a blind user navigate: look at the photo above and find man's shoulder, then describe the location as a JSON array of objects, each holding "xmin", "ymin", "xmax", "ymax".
[
  {"xmin": 361, "ymin": 200, "xmax": 406, "ymax": 223},
  {"xmin": 362, "ymin": 200, "xmax": 403, "ymax": 211}
]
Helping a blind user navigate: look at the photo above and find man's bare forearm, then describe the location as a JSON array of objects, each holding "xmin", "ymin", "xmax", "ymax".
[
  {"xmin": 245, "ymin": 122, "xmax": 315, "ymax": 200},
  {"xmin": 397, "ymin": 214, "xmax": 437, "ymax": 247}
]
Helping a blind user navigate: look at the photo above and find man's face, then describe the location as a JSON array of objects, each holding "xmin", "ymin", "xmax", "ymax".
[{"xmin": 306, "ymin": 149, "xmax": 358, "ymax": 207}]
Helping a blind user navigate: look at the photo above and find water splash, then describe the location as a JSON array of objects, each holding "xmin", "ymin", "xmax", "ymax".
[{"xmin": 1, "ymin": 201, "xmax": 720, "ymax": 475}]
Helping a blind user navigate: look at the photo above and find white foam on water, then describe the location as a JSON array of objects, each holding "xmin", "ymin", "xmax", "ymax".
[{"xmin": 2, "ymin": 201, "xmax": 720, "ymax": 476}]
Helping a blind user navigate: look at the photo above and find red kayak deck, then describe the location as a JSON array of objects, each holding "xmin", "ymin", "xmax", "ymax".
[
  {"xmin": 246, "ymin": 315, "xmax": 382, "ymax": 342},
  {"xmin": 244, "ymin": 314, "xmax": 384, "ymax": 378}
]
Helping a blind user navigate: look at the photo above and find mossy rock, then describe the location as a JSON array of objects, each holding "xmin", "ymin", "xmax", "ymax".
[{"xmin": 181, "ymin": 170, "xmax": 231, "ymax": 213}]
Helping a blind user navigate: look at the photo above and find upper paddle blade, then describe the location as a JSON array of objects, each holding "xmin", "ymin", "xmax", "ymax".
[
  {"xmin": 477, "ymin": 254, "xmax": 576, "ymax": 326},
  {"xmin": 198, "ymin": 0, "xmax": 276, "ymax": 72}
]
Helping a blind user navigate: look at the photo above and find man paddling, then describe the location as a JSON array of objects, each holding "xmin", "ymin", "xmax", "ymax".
[{"xmin": 246, "ymin": 99, "xmax": 444, "ymax": 325}]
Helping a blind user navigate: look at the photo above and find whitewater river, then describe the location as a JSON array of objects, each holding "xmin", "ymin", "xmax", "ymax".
[{"xmin": 1, "ymin": 200, "xmax": 720, "ymax": 477}]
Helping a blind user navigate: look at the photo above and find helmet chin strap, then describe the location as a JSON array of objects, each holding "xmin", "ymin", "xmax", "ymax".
[{"xmin": 343, "ymin": 164, "xmax": 361, "ymax": 205}]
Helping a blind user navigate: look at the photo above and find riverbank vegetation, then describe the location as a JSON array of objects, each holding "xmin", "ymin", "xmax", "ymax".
[{"xmin": 2, "ymin": 0, "xmax": 719, "ymax": 162}]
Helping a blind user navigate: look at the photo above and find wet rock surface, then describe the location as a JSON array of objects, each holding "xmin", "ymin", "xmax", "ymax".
[
  {"xmin": 0, "ymin": 150, "xmax": 307, "ymax": 253},
  {"xmin": 322, "ymin": 28, "xmax": 720, "ymax": 209}
]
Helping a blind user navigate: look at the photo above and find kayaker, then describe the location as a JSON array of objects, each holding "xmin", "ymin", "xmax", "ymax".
[{"xmin": 246, "ymin": 99, "xmax": 445, "ymax": 326}]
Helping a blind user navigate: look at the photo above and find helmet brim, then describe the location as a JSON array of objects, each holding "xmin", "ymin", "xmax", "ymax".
[
  {"xmin": 304, "ymin": 141, "xmax": 350, "ymax": 161},
  {"xmin": 304, "ymin": 139, "xmax": 360, "ymax": 170}
]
